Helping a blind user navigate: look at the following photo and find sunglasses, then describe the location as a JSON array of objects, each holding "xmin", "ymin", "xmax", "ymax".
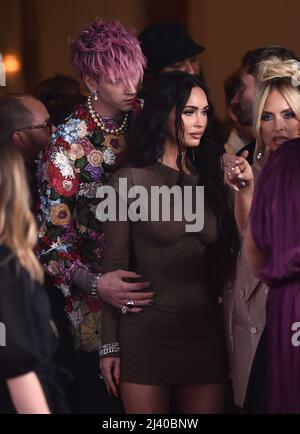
[{"xmin": 17, "ymin": 118, "xmax": 54, "ymax": 136}]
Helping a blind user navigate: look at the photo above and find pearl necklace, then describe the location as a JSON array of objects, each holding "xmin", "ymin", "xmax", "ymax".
[{"xmin": 87, "ymin": 95, "xmax": 129, "ymax": 136}]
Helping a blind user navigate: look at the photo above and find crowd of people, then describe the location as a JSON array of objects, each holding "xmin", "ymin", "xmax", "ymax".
[{"xmin": 1, "ymin": 17, "xmax": 300, "ymax": 414}]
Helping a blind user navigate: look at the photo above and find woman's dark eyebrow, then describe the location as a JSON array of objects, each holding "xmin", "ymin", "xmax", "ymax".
[{"xmin": 184, "ymin": 105, "xmax": 209, "ymax": 110}]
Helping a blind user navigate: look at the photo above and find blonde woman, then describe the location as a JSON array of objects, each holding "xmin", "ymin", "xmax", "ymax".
[
  {"xmin": 225, "ymin": 56, "xmax": 300, "ymax": 412},
  {"xmin": 253, "ymin": 57, "xmax": 300, "ymax": 166},
  {"xmin": 0, "ymin": 143, "xmax": 53, "ymax": 414},
  {"xmin": 231, "ymin": 57, "xmax": 300, "ymax": 238}
]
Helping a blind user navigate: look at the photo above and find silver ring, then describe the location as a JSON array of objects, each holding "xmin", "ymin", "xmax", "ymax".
[
  {"xmin": 126, "ymin": 300, "xmax": 135, "ymax": 307},
  {"xmin": 121, "ymin": 305, "xmax": 128, "ymax": 314}
]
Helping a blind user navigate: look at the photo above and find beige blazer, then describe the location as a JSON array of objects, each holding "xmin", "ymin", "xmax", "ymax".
[{"xmin": 223, "ymin": 244, "xmax": 268, "ymax": 408}]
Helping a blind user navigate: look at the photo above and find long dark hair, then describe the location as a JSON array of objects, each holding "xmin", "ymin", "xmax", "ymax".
[{"xmin": 128, "ymin": 71, "xmax": 239, "ymax": 290}]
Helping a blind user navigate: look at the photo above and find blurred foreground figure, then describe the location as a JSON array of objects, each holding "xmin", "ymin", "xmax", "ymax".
[{"xmin": 0, "ymin": 143, "xmax": 59, "ymax": 414}]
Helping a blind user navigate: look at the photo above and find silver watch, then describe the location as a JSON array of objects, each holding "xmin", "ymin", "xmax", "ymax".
[{"xmin": 90, "ymin": 273, "xmax": 102, "ymax": 298}]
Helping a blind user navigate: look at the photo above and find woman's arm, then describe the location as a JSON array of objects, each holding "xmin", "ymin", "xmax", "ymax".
[
  {"xmin": 7, "ymin": 372, "xmax": 50, "ymax": 414},
  {"xmin": 224, "ymin": 154, "xmax": 254, "ymax": 236},
  {"xmin": 244, "ymin": 223, "xmax": 267, "ymax": 279},
  {"xmin": 99, "ymin": 170, "xmax": 133, "ymax": 396},
  {"xmin": 234, "ymin": 185, "xmax": 254, "ymax": 236}
]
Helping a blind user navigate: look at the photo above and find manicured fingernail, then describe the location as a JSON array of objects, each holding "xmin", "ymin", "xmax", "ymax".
[
  {"xmin": 237, "ymin": 174, "xmax": 243, "ymax": 179},
  {"xmin": 233, "ymin": 185, "xmax": 239, "ymax": 192}
]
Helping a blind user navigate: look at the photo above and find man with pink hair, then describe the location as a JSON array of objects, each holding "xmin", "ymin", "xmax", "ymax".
[{"xmin": 37, "ymin": 18, "xmax": 153, "ymax": 413}]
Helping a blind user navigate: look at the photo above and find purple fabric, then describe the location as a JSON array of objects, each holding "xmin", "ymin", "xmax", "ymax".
[{"xmin": 250, "ymin": 138, "xmax": 300, "ymax": 413}]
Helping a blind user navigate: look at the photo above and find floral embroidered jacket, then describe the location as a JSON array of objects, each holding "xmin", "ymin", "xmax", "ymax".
[{"xmin": 36, "ymin": 103, "xmax": 141, "ymax": 351}]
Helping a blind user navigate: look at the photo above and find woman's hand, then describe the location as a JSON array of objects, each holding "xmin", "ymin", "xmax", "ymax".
[
  {"xmin": 100, "ymin": 356, "xmax": 120, "ymax": 398},
  {"xmin": 224, "ymin": 154, "xmax": 254, "ymax": 192}
]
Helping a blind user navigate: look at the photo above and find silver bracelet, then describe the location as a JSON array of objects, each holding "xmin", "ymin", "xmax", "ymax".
[
  {"xmin": 90, "ymin": 273, "xmax": 103, "ymax": 298},
  {"xmin": 99, "ymin": 342, "xmax": 120, "ymax": 357}
]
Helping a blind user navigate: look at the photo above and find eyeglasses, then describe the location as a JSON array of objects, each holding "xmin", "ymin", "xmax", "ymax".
[{"xmin": 17, "ymin": 118, "xmax": 54, "ymax": 136}]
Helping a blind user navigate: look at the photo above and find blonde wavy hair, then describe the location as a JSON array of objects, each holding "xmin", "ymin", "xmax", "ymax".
[
  {"xmin": 0, "ymin": 143, "xmax": 43, "ymax": 283},
  {"xmin": 252, "ymin": 56, "xmax": 300, "ymax": 168}
]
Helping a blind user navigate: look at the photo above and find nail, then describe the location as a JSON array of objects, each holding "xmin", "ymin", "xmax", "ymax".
[
  {"xmin": 233, "ymin": 185, "xmax": 240, "ymax": 192},
  {"xmin": 237, "ymin": 174, "xmax": 243, "ymax": 179}
]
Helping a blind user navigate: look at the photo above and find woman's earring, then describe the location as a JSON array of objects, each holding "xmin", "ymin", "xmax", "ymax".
[
  {"xmin": 257, "ymin": 146, "xmax": 264, "ymax": 161},
  {"xmin": 93, "ymin": 90, "xmax": 98, "ymax": 101}
]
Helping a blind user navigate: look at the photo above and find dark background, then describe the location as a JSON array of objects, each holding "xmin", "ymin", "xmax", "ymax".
[{"xmin": 1, "ymin": 0, "xmax": 299, "ymax": 118}]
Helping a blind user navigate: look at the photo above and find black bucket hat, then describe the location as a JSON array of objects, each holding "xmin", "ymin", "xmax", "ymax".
[{"xmin": 139, "ymin": 22, "xmax": 205, "ymax": 73}]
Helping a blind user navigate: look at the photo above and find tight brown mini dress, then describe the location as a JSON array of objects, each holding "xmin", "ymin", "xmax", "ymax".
[{"xmin": 101, "ymin": 162, "xmax": 227, "ymax": 385}]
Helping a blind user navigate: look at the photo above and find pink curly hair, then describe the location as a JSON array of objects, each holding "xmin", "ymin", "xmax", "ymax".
[{"xmin": 70, "ymin": 18, "xmax": 146, "ymax": 85}]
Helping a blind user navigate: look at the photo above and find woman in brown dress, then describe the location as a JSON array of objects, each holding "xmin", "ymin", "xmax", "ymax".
[{"xmin": 99, "ymin": 72, "xmax": 239, "ymax": 413}]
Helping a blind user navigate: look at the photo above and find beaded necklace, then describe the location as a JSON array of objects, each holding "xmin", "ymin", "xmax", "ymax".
[{"xmin": 87, "ymin": 95, "xmax": 129, "ymax": 136}]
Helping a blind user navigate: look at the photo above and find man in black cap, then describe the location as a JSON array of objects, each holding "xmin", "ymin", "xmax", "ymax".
[
  {"xmin": 140, "ymin": 22, "xmax": 228, "ymax": 151},
  {"xmin": 139, "ymin": 22, "xmax": 205, "ymax": 92}
]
